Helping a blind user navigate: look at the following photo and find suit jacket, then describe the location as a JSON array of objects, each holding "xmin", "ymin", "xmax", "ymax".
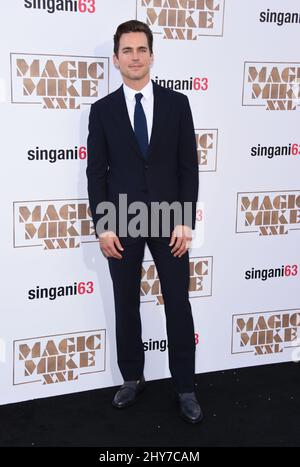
[{"xmin": 86, "ymin": 79, "xmax": 199, "ymax": 241}]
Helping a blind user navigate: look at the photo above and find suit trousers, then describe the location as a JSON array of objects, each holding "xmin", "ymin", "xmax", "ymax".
[{"xmin": 107, "ymin": 230, "xmax": 196, "ymax": 393}]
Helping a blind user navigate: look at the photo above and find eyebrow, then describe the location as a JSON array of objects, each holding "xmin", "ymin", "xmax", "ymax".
[{"xmin": 121, "ymin": 46, "xmax": 148, "ymax": 51}]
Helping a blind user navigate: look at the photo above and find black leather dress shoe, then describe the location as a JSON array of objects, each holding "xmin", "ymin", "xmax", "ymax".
[
  {"xmin": 112, "ymin": 377, "xmax": 146, "ymax": 408},
  {"xmin": 177, "ymin": 392, "xmax": 204, "ymax": 424}
]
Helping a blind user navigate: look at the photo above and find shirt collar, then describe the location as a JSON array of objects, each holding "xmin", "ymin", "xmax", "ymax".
[{"xmin": 123, "ymin": 78, "xmax": 153, "ymax": 102}]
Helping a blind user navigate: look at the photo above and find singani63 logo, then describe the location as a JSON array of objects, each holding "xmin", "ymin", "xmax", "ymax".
[{"xmin": 24, "ymin": 0, "xmax": 96, "ymax": 14}]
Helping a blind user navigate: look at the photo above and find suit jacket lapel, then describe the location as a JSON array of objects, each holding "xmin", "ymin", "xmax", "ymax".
[
  {"xmin": 147, "ymin": 80, "xmax": 169, "ymax": 161},
  {"xmin": 110, "ymin": 84, "xmax": 142, "ymax": 159}
]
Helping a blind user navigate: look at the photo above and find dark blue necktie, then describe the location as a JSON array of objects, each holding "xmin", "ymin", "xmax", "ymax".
[{"xmin": 134, "ymin": 92, "xmax": 148, "ymax": 159}]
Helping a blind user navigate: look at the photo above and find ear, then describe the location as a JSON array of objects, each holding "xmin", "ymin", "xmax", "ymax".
[{"xmin": 113, "ymin": 53, "xmax": 119, "ymax": 68}]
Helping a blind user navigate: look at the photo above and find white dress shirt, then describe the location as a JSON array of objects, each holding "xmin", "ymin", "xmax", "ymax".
[{"xmin": 123, "ymin": 79, "xmax": 154, "ymax": 143}]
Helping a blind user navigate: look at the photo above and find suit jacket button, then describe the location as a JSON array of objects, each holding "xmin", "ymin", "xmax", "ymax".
[{"xmin": 144, "ymin": 164, "xmax": 149, "ymax": 169}]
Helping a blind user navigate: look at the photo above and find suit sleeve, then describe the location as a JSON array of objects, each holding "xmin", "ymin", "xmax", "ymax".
[
  {"xmin": 178, "ymin": 95, "xmax": 199, "ymax": 230},
  {"xmin": 86, "ymin": 103, "xmax": 109, "ymax": 238}
]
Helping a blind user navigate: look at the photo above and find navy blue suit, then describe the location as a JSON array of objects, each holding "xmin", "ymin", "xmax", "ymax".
[
  {"xmin": 87, "ymin": 79, "xmax": 198, "ymax": 240},
  {"xmin": 87, "ymin": 79, "xmax": 199, "ymax": 392}
]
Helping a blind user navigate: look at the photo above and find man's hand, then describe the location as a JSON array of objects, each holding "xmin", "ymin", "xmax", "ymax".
[
  {"xmin": 169, "ymin": 225, "xmax": 192, "ymax": 258},
  {"xmin": 99, "ymin": 231, "xmax": 124, "ymax": 259}
]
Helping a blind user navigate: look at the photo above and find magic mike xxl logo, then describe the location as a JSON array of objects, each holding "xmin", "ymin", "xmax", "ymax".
[
  {"xmin": 195, "ymin": 129, "xmax": 218, "ymax": 171},
  {"xmin": 243, "ymin": 62, "xmax": 300, "ymax": 111},
  {"xmin": 137, "ymin": 0, "xmax": 225, "ymax": 39},
  {"xmin": 232, "ymin": 310, "xmax": 300, "ymax": 356},
  {"xmin": 236, "ymin": 191, "xmax": 300, "ymax": 236},
  {"xmin": 141, "ymin": 256, "xmax": 213, "ymax": 305},
  {"xmin": 10, "ymin": 53, "xmax": 109, "ymax": 109},
  {"xmin": 13, "ymin": 199, "xmax": 95, "ymax": 250},
  {"xmin": 14, "ymin": 330, "xmax": 106, "ymax": 385}
]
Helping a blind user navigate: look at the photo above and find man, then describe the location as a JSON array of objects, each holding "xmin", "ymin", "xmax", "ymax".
[{"xmin": 86, "ymin": 20, "xmax": 202, "ymax": 424}]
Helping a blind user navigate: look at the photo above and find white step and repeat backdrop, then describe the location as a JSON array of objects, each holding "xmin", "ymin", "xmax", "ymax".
[{"xmin": 0, "ymin": 0, "xmax": 299, "ymax": 405}]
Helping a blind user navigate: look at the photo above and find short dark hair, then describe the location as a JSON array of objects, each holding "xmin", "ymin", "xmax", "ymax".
[{"xmin": 113, "ymin": 20, "xmax": 153, "ymax": 57}]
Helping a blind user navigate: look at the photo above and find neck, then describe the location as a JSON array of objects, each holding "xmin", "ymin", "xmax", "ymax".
[{"xmin": 123, "ymin": 75, "xmax": 151, "ymax": 91}]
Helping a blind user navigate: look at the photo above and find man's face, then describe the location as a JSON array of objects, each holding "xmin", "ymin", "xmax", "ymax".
[{"xmin": 113, "ymin": 32, "xmax": 153, "ymax": 83}]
